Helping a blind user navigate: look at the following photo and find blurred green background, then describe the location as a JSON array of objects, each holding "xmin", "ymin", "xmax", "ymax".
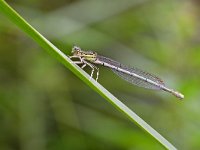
[{"xmin": 0, "ymin": 0, "xmax": 200, "ymax": 149}]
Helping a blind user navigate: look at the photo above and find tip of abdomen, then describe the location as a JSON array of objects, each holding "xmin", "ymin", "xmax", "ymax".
[{"xmin": 172, "ymin": 91, "xmax": 184, "ymax": 99}]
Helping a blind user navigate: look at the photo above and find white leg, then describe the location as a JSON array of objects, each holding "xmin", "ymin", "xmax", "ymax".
[
  {"xmin": 69, "ymin": 55, "xmax": 81, "ymax": 59},
  {"xmin": 89, "ymin": 64, "xmax": 99, "ymax": 81},
  {"xmin": 72, "ymin": 61, "xmax": 83, "ymax": 64},
  {"xmin": 70, "ymin": 55, "xmax": 84, "ymax": 65},
  {"xmin": 96, "ymin": 68, "xmax": 99, "ymax": 81},
  {"xmin": 82, "ymin": 60, "xmax": 99, "ymax": 81},
  {"xmin": 81, "ymin": 64, "xmax": 87, "ymax": 69},
  {"xmin": 70, "ymin": 56, "xmax": 100, "ymax": 81},
  {"xmin": 82, "ymin": 60, "xmax": 95, "ymax": 79},
  {"xmin": 69, "ymin": 56, "xmax": 82, "ymax": 63}
]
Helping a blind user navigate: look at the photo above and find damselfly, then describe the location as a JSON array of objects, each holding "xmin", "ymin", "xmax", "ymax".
[{"xmin": 69, "ymin": 46, "xmax": 184, "ymax": 99}]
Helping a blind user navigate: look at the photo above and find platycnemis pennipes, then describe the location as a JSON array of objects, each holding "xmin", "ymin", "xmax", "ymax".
[{"xmin": 69, "ymin": 46, "xmax": 184, "ymax": 99}]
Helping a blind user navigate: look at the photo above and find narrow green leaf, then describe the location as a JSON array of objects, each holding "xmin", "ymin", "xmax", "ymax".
[{"xmin": 0, "ymin": 1, "xmax": 176, "ymax": 149}]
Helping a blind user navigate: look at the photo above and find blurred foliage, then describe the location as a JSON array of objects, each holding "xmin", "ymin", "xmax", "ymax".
[{"xmin": 0, "ymin": 0, "xmax": 200, "ymax": 150}]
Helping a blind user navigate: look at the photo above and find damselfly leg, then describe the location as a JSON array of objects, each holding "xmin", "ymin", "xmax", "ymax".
[
  {"xmin": 81, "ymin": 64, "xmax": 87, "ymax": 69},
  {"xmin": 70, "ymin": 56, "xmax": 99, "ymax": 81}
]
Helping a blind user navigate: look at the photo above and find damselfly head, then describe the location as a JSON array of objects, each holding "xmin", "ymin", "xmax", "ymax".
[{"xmin": 72, "ymin": 45, "xmax": 81, "ymax": 54}]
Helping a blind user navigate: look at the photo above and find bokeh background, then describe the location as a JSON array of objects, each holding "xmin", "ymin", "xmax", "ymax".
[{"xmin": 0, "ymin": 0, "xmax": 200, "ymax": 149}]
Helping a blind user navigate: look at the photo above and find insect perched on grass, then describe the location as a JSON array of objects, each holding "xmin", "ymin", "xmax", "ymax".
[{"xmin": 69, "ymin": 45, "xmax": 184, "ymax": 99}]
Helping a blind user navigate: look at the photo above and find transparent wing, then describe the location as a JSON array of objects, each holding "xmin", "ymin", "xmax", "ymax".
[
  {"xmin": 96, "ymin": 55, "xmax": 184, "ymax": 99},
  {"xmin": 112, "ymin": 64, "xmax": 165, "ymax": 90},
  {"xmin": 97, "ymin": 55, "xmax": 165, "ymax": 90}
]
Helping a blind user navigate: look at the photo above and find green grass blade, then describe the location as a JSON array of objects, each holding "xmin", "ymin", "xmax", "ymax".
[{"xmin": 0, "ymin": 1, "xmax": 176, "ymax": 149}]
